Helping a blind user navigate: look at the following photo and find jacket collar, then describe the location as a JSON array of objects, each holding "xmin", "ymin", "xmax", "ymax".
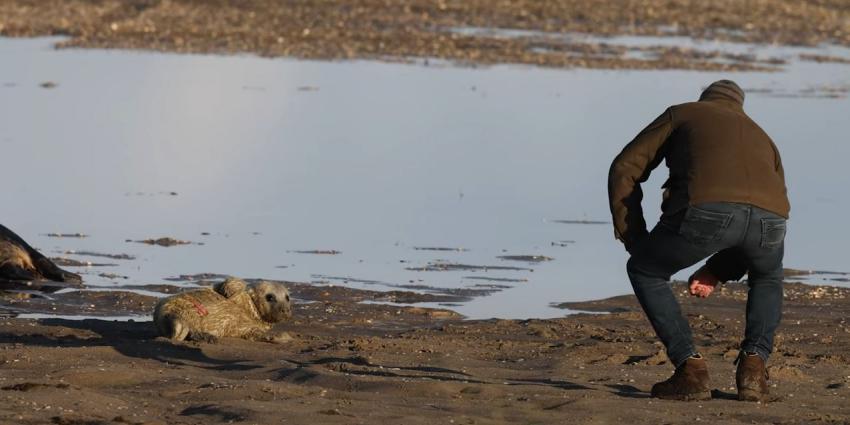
[{"xmin": 700, "ymin": 96, "xmax": 744, "ymax": 111}]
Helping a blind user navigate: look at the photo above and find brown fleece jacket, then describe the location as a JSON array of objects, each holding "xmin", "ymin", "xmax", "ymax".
[{"xmin": 608, "ymin": 80, "xmax": 789, "ymax": 248}]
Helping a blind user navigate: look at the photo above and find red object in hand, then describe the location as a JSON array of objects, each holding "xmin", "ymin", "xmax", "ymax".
[{"xmin": 688, "ymin": 265, "xmax": 720, "ymax": 298}]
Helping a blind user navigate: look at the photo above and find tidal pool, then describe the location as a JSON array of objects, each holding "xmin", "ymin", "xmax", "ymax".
[{"xmin": 1, "ymin": 36, "xmax": 848, "ymax": 319}]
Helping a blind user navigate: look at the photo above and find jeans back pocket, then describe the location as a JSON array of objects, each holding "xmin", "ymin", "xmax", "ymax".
[
  {"xmin": 760, "ymin": 218, "xmax": 786, "ymax": 248},
  {"xmin": 678, "ymin": 205, "xmax": 733, "ymax": 245}
]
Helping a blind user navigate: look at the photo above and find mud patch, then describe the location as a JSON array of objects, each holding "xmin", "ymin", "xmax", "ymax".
[
  {"xmin": 784, "ymin": 268, "xmax": 849, "ymax": 277},
  {"xmin": 50, "ymin": 258, "xmax": 117, "ymax": 267},
  {"xmin": 304, "ymin": 276, "xmax": 501, "ymax": 303},
  {"xmin": 44, "ymin": 233, "xmax": 88, "ymax": 238},
  {"xmin": 551, "ymin": 240, "xmax": 575, "ymax": 247},
  {"xmin": 747, "ymin": 84, "xmax": 850, "ymax": 99},
  {"xmin": 406, "ymin": 261, "xmax": 532, "ymax": 272},
  {"xmin": 131, "ymin": 237, "xmax": 194, "ymax": 247},
  {"xmin": 799, "ymin": 54, "xmax": 850, "ymax": 64},
  {"xmin": 121, "ymin": 284, "xmax": 189, "ymax": 294},
  {"xmin": 288, "ymin": 250, "xmax": 341, "ymax": 255},
  {"xmin": 64, "ymin": 251, "xmax": 135, "ymax": 260},
  {"xmin": 97, "ymin": 273, "xmax": 129, "ymax": 280},
  {"xmin": 1, "ymin": 290, "xmax": 158, "ymax": 316},
  {"xmin": 2, "ymin": 382, "xmax": 70, "ymax": 391},
  {"xmin": 462, "ymin": 276, "xmax": 528, "ymax": 283},
  {"xmin": 497, "ymin": 255, "xmax": 554, "ymax": 263},
  {"xmin": 164, "ymin": 273, "xmax": 230, "ymax": 282}
]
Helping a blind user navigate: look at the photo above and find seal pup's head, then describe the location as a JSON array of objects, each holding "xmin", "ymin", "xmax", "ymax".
[{"xmin": 248, "ymin": 281, "xmax": 292, "ymax": 323}]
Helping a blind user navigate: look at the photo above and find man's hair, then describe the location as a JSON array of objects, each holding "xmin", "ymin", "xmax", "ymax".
[{"xmin": 699, "ymin": 80, "xmax": 745, "ymax": 104}]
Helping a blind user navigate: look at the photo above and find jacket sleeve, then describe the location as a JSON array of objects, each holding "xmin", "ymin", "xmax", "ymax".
[
  {"xmin": 705, "ymin": 248, "xmax": 748, "ymax": 282},
  {"xmin": 608, "ymin": 108, "xmax": 674, "ymax": 248},
  {"xmin": 770, "ymin": 140, "xmax": 786, "ymax": 182}
]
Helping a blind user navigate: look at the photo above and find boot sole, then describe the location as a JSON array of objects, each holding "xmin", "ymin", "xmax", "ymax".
[
  {"xmin": 737, "ymin": 388, "xmax": 767, "ymax": 402},
  {"xmin": 654, "ymin": 390, "xmax": 712, "ymax": 401}
]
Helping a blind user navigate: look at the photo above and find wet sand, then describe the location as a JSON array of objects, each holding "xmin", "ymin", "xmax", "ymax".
[
  {"xmin": 1, "ymin": 0, "xmax": 848, "ymax": 71},
  {"xmin": 1, "ymin": 280, "xmax": 849, "ymax": 424}
]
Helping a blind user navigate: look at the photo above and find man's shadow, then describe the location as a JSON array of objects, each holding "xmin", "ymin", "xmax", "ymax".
[{"xmin": 0, "ymin": 318, "xmax": 260, "ymax": 371}]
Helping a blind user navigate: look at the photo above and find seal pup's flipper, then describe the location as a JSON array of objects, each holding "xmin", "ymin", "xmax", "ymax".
[
  {"xmin": 156, "ymin": 314, "xmax": 192, "ymax": 341},
  {"xmin": 32, "ymin": 257, "xmax": 82, "ymax": 283}
]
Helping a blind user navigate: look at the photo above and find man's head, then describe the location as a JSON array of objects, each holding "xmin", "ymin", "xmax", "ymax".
[{"xmin": 699, "ymin": 80, "xmax": 745, "ymax": 105}]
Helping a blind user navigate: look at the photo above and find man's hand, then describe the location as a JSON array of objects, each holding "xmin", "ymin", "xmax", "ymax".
[
  {"xmin": 688, "ymin": 265, "xmax": 720, "ymax": 298},
  {"xmin": 623, "ymin": 230, "xmax": 650, "ymax": 255}
]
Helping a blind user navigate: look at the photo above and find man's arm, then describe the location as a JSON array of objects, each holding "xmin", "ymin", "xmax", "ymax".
[
  {"xmin": 705, "ymin": 248, "xmax": 748, "ymax": 282},
  {"xmin": 608, "ymin": 108, "xmax": 674, "ymax": 251}
]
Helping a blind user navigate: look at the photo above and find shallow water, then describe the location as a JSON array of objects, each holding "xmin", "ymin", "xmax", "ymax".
[
  {"xmin": 1, "ymin": 37, "xmax": 848, "ymax": 319},
  {"xmin": 15, "ymin": 313, "xmax": 151, "ymax": 322}
]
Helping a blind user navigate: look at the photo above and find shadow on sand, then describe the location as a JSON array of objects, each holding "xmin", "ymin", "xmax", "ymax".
[{"xmin": 0, "ymin": 318, "xmax": 260, "ymax": 371}]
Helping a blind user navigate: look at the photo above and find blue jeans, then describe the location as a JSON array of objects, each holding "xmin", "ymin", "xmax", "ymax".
[{"xmin": 626, "ymin": 202, "xmax": 786, "ymax": 367}]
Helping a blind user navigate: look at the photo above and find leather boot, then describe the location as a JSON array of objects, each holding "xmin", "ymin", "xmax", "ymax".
[
  {"xmin": 651, "ymin": 355, "xmax": 711, "ymax": 400},
  {"xmin": 736, "ymin": 352, "xmax": 769, "ymax": 401}
]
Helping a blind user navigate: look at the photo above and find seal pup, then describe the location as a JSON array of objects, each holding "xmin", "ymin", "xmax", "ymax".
[
  {"xmin": 0, "ymin": 224, "xmax": 82, "ymax": 287},
  {"xmin": 153, "ymin": 277, "xmax": 292, "ymax": 343}
]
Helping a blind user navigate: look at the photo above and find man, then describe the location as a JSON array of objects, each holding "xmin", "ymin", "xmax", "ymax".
[{"xmin": 608, "ymin": 80, "xmax": 789, "ymax": 401}]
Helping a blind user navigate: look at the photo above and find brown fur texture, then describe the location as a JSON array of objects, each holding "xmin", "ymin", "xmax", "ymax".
[
  {"xmin": 0, "ymin": 242, "xmax": 34, "ymax": 271},
  {"xmin": 153, "ymin": 277, "xmax": 292, "ymax": 342}
]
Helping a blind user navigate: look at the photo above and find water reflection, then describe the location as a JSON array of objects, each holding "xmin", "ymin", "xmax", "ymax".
[{"xmin": 1, "ymin": 37, "xmax": 848, "ymax": 319}]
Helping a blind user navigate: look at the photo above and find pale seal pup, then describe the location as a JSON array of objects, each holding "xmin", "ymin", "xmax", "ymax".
[
  {"xmin": 153, "ymin": 277, "xmax": 292, "ymax": 343},
  {"xmin": 0, "ymin": 224, "xmax": 82, "ymax": 285}
]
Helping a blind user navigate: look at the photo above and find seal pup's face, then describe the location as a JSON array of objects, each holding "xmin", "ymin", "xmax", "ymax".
[{"xmin": 249, "ymin": 281, "xmax": 292, "ymax": 323}]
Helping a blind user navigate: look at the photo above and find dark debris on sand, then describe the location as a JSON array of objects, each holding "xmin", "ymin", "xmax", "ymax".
[
  {"xmin": 406, "ymin": 261, "xmax": 533, "ymax": 272},
  {"xmin": 288, "ymin": 250, "xmax": 342, "ymax": 255},
  {"xmin": 131, "ymin": 237, "xmax": 194, "ymax": 247},
  {"xmin": 49, "ymin": 257, "xmax": 118, "ymax": 267}
]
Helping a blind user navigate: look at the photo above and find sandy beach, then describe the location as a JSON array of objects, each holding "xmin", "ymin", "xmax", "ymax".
[{"xmin": 1, "ymin": 280, "xmax": 849, "ymax": 424}]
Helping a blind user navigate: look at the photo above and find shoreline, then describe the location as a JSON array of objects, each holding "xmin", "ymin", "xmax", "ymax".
[{"xmin": 4, "ymin": 270, "xmax": 847, "ymax": 321}]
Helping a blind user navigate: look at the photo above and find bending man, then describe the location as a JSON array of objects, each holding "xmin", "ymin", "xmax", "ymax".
[{"xmin": 608, "ymin": 80, "xmax": 789, "ymax": 401}]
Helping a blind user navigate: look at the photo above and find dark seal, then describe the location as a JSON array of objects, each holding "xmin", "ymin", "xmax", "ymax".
[{"xmin": 0, "ymin": 224, "xmax": 82, "ymax": 291}]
